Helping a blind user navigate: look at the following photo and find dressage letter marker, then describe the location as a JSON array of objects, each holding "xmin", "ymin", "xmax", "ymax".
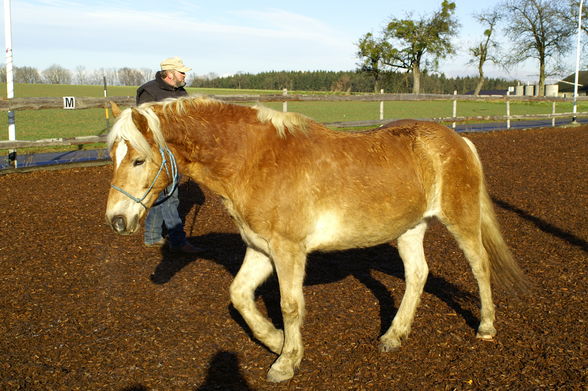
[{"xmin": 63, "ymin": 97, "xmax": 76, "ymax": 109}]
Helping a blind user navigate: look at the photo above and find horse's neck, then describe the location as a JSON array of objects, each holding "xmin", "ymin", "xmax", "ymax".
[{"xmin": 166, "ymin": 120, "xmax": 253, "ymax": 196}]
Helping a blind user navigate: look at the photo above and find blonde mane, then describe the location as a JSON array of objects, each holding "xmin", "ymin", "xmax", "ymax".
[
  {"xmin": 107, "ymin": 106, "xmax": 166, "ymax": 160},
  {"xmin": 107, "ymin": 97, "xmax": 311, "ymax": 158},
  {"xmin": 253, "ymin": 104, "xmax": 310, "ymax": 138},
  {"xmin": 166, "ymin": 96, "xmax": 311, "ymax": 138}
]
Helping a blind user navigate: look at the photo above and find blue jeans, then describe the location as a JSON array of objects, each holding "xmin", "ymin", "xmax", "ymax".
[{"xmin": 144, "ymin": 184, "xmax": 187, "ymax": 247}]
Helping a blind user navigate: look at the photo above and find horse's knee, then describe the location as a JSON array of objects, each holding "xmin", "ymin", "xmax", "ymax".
[{"xmin": 229, "ymin": 281, "xmax": 250, "ymax": 311}]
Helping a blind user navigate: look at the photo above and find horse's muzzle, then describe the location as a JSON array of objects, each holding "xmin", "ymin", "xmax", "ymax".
[{"xmin": 108, "ymin": 214, "xmax": 138, "ymax": 235}]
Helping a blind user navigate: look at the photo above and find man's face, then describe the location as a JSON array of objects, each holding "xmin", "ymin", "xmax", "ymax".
[{"xmin": 170, "ymin": 70, "xmax": 186, "ymax": 88}]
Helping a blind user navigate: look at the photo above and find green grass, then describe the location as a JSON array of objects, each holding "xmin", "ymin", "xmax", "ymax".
[
  {"xmin": 263, "ymin": 99, "xmax": 582, "ymax": 124},
  {"xmin": 0, "ymin": 83, "xmax": 583, "ymax": 149},
  {"xmin": 0, "ymin": 83, "xmax": 287, "ymax": 98}
]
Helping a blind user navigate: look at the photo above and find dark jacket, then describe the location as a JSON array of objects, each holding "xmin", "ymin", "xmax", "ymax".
[{"xmin": 136, "ymin": 71, "xmax": 188, "ymax": 105}]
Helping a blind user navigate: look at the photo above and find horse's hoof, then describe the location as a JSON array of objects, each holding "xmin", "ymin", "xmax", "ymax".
[
  {"xmin": 267, "ymin": 366, "xmax": 294, "ymax": 383},
  {"xmin": 379, "ymin": 335, "xmax": 402, "ymax": 352},
  {"xmin": 476, "ymin": 325, "xmax": 496, "ymax": 340},
  {"xmin": 379, "ymin": 341, "xmax": 401, "ymax": 353},
  {"xmin": 476, "ymin": 332, "xmax": 495, "ymax": 341}
]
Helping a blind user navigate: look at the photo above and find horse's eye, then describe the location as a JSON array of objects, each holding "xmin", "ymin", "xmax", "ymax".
[{"xmin": 133, "ymin": 159, "xmax": 145, "ymax": 167}]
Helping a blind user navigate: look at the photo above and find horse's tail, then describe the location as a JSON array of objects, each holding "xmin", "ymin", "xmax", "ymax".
[{"xmin": 463, "ymin": 138, "xmax": 531, "ymax": 295}]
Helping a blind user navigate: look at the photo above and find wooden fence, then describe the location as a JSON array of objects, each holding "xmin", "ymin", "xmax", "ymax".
[{"xmin": 1, "ymin": 93, "xmax": 587, "ymax": 150}]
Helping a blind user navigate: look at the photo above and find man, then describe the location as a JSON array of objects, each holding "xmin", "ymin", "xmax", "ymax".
[{"xmin": 136, "ymin": 57, "xmax": 201, "ymax": 254}]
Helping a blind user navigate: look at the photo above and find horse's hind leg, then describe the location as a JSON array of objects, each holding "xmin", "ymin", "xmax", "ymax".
[
  {"xmin": 380, "ymin": 221, "xmax": 429, "ymax": 352},
  {"xmin": 230, "ymin": 247, "xmax": 284, "ymax": 354},
  {"xmin": 445, "ymin": 222, "xmax": 496, "ymax": 339}
]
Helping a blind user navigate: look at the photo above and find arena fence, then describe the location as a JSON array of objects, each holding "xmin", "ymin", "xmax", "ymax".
[{"xmin": 1, "ymin": 93, "xmax": 587, "ymax": 151}]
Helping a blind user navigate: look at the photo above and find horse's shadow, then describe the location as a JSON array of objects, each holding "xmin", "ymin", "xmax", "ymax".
[{"xmin": 150, "ymin": 231, "xmax": 479, "ymax": 338}]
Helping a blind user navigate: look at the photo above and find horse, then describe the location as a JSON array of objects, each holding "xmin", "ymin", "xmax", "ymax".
[{"xmin": 105, "ymin": 96, "xmax": 529, "ymax": 382}]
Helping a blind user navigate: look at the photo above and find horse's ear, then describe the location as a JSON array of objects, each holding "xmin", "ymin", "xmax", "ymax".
[
  {"xmin": 131, "ymin": 108, "xmax": 150, "ymax": 136},
  {"xmin": 110, "ymin": 101, "xmax": 122, "ymax": 118}
]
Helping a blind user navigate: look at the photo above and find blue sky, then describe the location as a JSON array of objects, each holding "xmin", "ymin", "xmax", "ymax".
[{"xmin": 2, "ymin": 0, "xmax": 580, "ymax": 83}]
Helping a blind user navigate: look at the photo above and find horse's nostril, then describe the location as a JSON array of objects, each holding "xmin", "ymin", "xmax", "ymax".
[{"xmin": 111, "ymin": 215, "xmax": 127, "ymax": 233}]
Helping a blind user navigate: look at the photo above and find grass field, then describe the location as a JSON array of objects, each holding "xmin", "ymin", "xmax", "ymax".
[{"xmin": 0, "ymin": 83, "xmax": 583, "ymax": 149}]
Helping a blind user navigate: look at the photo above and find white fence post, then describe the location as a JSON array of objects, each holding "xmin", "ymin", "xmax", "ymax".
[
  {"xmin": 283, "ymin": 88, "xmax": 288, "ymax": 112},
  {"xmin": 452, "ymin": 90, "xmax": 457, "ymax": 129},
  {"xmin": 552, "ymin": 101, "xmax": 556, "ymax": 127},
  {"xmin": 380, "ymin": 89, "xmax": 384, "ymax": 120},
  {"xmin": 506, "ymin": 89, "xmax": 511, "ymax": 129}
]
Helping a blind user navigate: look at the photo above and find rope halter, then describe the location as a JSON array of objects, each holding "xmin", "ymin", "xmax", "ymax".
[{"xmin": 111, "ymin": 145, "xmax": 179, "ymax": 209}]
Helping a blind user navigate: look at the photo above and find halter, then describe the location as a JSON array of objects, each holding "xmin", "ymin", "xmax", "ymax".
[{"xmin": 111, "ymin": 145, "xmax": 179, "ymax": 209}]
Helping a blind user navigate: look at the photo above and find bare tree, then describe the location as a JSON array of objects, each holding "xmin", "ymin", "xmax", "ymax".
[
  {"xmin": 42, "ymin": 64, "xmax": 72, "ymax": 84},
  {"xmin": 469, "ymin": 10, "xmax": 502, "ymax": 95},
  {"xmin": 118, "ymin": 67, "xmax": 145, "ymax": 86},
  {"xmin": 501, "ymin": 0, "xmax": 575, "ymax": 95},
  {"xmin": 560, "ymin": 0, "xmax": 588, "ymax": 66},
  {"xmin": 561, "ymin": 1, "xmax": 588, "ymax": 35},
  {"xmin": 15, "ymin": 66, "xmax": 43, "ymax": 83},
  {"xmin": 74, "ymin": 65, "xmax": 88, "ymax": 85},
  {"xmin": 88, "ymin": 68, "xmax": 118, "ymax": 86},
  {"xmin": 139, "ymin": 68, "xmax": 154, "ymax": 83}
]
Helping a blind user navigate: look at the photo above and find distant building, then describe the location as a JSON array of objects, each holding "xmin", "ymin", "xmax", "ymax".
[
  {"xmin": 465, "ymin": 89, "xmax": 509, "ymax": 96},
  {"xmin": 557, "ymin": 71, "xmax": 588, "ymax": 97}
]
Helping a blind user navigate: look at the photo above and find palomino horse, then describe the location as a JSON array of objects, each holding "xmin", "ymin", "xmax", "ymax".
[{"xmin": 105, "ymin": 97, "xmax": 528, "ymax": 382}]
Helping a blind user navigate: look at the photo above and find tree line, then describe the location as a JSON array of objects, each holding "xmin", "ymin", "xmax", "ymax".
[
  {"xmin": 0, "ymin": 65, "xmax": 154, "ymax": 87},
  {"xmin": 190, "ymin": 70, "xmax": 515, "ymax": 95},
  {"xmin": 0, "ymin": 65, "xmax": 515, "ymax": 95}
]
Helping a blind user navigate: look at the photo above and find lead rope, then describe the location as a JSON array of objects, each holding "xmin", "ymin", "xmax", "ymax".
[{"xmin": 153, "ymin": 146, "xmax": 180, "ymax": 206}]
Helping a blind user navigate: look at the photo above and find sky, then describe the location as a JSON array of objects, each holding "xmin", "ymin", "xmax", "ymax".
[{"xmin": 2, "ymin": 0, "xmax": 581, "ymax": 84}]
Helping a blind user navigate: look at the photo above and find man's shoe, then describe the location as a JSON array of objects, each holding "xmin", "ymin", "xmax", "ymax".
[
  {"xmin": 145, "ymin": 238, "xmax": 166, "ymax": 248},
  {"xmin": 170, "ymin": 242, "xmax": 204, "ymax": 254}
]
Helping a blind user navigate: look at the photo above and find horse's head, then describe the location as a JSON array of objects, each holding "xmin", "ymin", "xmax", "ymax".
[{"xmin": 105, "ymin": 106, "xmax": 177, "ymax": 235}]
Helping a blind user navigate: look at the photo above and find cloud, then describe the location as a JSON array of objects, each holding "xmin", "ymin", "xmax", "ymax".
[{"xmin": 11, "ymin": 1, "xmax": 356, "ymax": 73}]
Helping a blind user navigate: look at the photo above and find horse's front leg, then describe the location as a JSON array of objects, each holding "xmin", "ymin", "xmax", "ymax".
[
  {"xmin": 266, "ymin": 240, "xmax": 307, "ymax": 383},
  {"xmin": 230, "ymin": 247, "xmax": 284, "ymax": 354}
]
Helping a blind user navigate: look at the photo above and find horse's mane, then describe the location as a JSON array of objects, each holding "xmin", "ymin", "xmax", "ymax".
[
  {"xmin": 107, "ymin": 105, "xmax": 166, "ymax": 160},
  {"xmin": 252, "ymin": 104, "xmax": 310, "ymax": 137},
  {"xmin": 162, "ymin": 97, "xmax": 311, "ymax": 137},
  {"xmin": 107, "ymin": 97, "xmax": 311, "ymax": 158}
]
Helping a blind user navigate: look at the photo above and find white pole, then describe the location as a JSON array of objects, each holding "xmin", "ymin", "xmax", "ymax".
[
  {"xmin": 4, "ymin": 0, "xmax": 16, "ymax": 167},
  {"xmin": 379, "ymin": 89, "xmax": 384, "ymax": 120},
  {"xmin": 282, "ymin": 88, "xmax": 288, "ymax": 112},
  {"xmin": 452, "ymin": 90, "xmax": 457, "ymax": 129},
  {"xmin": 506, "ymin": 90, "xmax": 511, "ymax": 129},
  {"xmin": 572, "ymin": 0, "xmax": 584, "ymax": 123}
]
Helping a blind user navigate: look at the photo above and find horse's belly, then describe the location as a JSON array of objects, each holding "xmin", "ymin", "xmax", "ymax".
[{"xmin": 304, "ymin": 210, "xmax": 417, "ymax": 252}]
